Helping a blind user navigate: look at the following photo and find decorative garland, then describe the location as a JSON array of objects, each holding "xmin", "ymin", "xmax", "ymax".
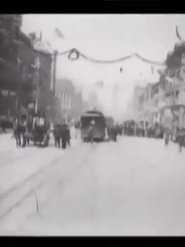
[
  {"xmin": 58, "ymin": 48, "xmax": 165, "ymax": 66},
  {"xmin": 134, "ymin": 53, "xmax": 165, "ymax": 66}
]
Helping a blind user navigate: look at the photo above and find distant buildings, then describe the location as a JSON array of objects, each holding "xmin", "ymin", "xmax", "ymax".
[
  {"xmin": 87, "ymin": 92, "xmax": 99, "ymax": 111},
  {"xmin": 130, "ymin": 42, "xmax": 185, "ymax": 125},
  {"xmin": 55, "ymin": 79, "xmax": 85, "ymax": 122}
]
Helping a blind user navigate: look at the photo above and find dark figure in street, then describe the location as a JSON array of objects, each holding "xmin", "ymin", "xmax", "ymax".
[
  {"xmin": 87, "ymin": 121, "xmax": 95, "ymax": 143},
  {"xmin": 0, "ymin": 121, "xmax": 6, "ymax": 133},
  {"xmin": 14, "ymin": 116, "xmax": 27, "ymax": 147},
  {"xmin": 110, "ymin": 124, "xmax": 118, "ymax": 142},
  {"xmin": 107, "ymin": 126, "xmax": 112, "ymax": 140},
  {"xmin": 20, "ymin": 116, "xmax": 27, "ymax": 147},
  {"xmin": 66, "ymin": 125, "xmax": 71, "ymax": 147},
  {"xmin": 25, "ymin": 117, "xmax": 33, "ymax": 146},
  {"xmin": 60, "ymin": 124, "xmax": 70, "ymax": 149},
  {"xmin": 54, "ymin": 124, "xmax": 61, "ymax": 148},
  {"xmin": 13, "ymin": 118, "xmax": 21, "ymax": 146},
  {"xmin": 140, "ymin": 121, "xmax": 145, "ymax": 137}
]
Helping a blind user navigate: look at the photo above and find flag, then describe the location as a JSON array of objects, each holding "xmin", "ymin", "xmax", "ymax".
[
  {"xmin": 176, "ymin": 26, "xmax": 182, "ymax": 41},
  {"xmin": 55, "ymin": 28, "xmax": 65, "ymax": 39}
]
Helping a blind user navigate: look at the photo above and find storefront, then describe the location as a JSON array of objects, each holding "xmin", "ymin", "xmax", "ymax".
[{"xmin": 159, "ymin": 104, "xmax": 185, "ymax": 128}]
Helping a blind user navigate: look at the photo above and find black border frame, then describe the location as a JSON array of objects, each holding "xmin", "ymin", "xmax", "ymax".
[{"xmin": 1, "ymin": 0, "xmax": 185, "ymax": 245}]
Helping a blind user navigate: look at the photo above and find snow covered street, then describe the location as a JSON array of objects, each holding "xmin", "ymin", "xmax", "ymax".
[{"xmin": 1, "ymin": 135, "xmax": 185, "ymax": 235}]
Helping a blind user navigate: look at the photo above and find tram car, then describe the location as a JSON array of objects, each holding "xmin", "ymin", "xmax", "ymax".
[{"xmin": 80, "ymin": 110, "xmax": 106, "ymax": 142}]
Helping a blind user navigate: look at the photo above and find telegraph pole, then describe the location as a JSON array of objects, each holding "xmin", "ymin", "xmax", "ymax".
[
  {"xmin": 50, "ymin": 50, "xmax": 58, "ymax": 121},
  {"xmin": 53, "ymin": 50, "xmax": 58, "ymax": 96},
  {"xmin": 34, "ymin": 56, "xmax": 40, "ymax": 114}
]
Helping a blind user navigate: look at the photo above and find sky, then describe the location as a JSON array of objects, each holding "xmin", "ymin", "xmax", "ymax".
[{"xmin": 21, "ymin": 14, "xmax": 185, "ymax": 120}]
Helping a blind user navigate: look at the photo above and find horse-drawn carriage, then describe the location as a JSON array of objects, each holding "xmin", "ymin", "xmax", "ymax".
[
  {"xmin": 14, "ymin": 113, "xmax": 50, "ymax": 148},
  {"xmin": 25, "ymin": 125, "xmax": 50, "ymax": 147}
]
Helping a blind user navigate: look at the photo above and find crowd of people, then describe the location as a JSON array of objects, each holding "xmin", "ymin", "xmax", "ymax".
[
  {"xmin": 123, "ymin": 120, "xmax": 163, "ymax": 139},
  {"xmin": 53, "ymin": 123, "xmax": 71, "ymax": 149},
  {"xmin": 10, "ymin": 112, "xmax": 71, "ymax": 149},
  {"xmin": 107, "ymin": 123, "xmax": 123, "ymax": 142},
  {"xmin": 2, "ymin": 111, "xmax": 185, "ymax": 151}
]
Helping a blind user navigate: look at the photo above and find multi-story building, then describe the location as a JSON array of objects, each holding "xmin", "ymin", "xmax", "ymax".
[
  {"xmin": 130, "ymin": 80, "xmax": 165, "ymax": 124},
  {"xmin": 129, "ymin": 85, "xmax": 148, "ymax": 121},
  {"xmin": 0, "ymin": 14, "xmax": 25, "ymax": 117},
  {"xmin": 55, "ymin": 79, "xmax": 84, "ymax": 122},
  {"xmin": 127, "ymin": 42, "xmax": 185, "ymax": 125},
  {"xmin": 0, "ymin": 14, "xmax": 54, "ymax": 119},
  {"xmin": 159, "ymin": 42, "xmax": 185, "ymax": 125},
  {"xmin": 11, "ymin": 31, "xmax": 53, "ymax": 118}
]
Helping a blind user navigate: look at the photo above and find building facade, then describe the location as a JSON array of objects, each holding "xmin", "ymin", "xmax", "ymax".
[
  {"xmin": 55, "ymin": 79, "xmax": 84, "ymax": 122},
  {"xmin": 0, "ymin": 14, "xmax": 54, "ymax": 119},
  {"xmin": 130, "ymin": 46, "xmax": 185, "ymax": 126}
]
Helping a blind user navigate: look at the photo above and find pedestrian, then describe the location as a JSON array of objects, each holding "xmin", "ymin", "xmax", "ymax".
[
  {"xmin": 110, "ymin": 124, "xmax": 118, "ymax": 142},
  {"xmin": 66, "ymin": 124, "xmax": 71, "ymax": 147},
  {"xmin": 145, "ymin": 121, "xmax": 149, "ymax": 137},
  {"xmin": 60, "ymin": 124, "xmax": 68, "ymax": 149},
  {"xmin": 0, "ymin": 121, "xmax": 6, "ymax": 134},
  {"xmin": 54, "ymin": 123, "xmax": 61, "ymax": 148},
  {"xmin": 162, "ymin": 109, "xmax": 173, "ymax": 146},
  {"xmin": 107, "ymin": 125, "xmax": 112, "ymax": 141},
  {"xmin": 21, "ymin": 116, "xmax": 28, "ymax": 147},
  {"xmin": 13, "ymin": 117, "xmax": 21, "ymax": 146},
  {"xmin": 89, "ymin": 120, "xmax": 95, "ymax": 143}
]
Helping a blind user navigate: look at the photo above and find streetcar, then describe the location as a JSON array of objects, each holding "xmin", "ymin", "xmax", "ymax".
[{"xmin": 80, "ymin": 110, "xmax": 106, "ymax": 142}]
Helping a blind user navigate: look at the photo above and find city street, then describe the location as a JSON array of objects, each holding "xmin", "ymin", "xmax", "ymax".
[
  {"xmin": 2, "ymin": 14, "xmax": 185, "ymax": 237},
  {"xmin": 1, "ymin": 135, "xmax": 185, "ymax": 235}
]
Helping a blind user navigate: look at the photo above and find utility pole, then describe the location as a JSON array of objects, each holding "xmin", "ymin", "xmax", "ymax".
[
  {"xmin": 15, "ymin": 58, "xmax": 21, "ymax": 115},
  {"xmin": 53, "ymin": 50, "xmax": 58, "ymax": 96},
  {"xmin": 50, "ymin": 50, "xmax": 58, "ymax": 120},
  {"xmin": 34, "ymin": 56, "xmax": 40, "ymax": 114}
]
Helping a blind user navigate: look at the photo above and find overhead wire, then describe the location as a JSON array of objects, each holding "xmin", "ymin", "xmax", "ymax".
[{"xmin": 57, "ymin": 48, "xmax": 165, "ymax": 66}]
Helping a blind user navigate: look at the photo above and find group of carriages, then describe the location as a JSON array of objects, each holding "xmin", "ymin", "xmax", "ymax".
[
  {"xmin": 13, "ymin": 112, "xmax": 71, "ymax": 149},
  {"xmin": 13, "ymin": 113, "xmax": 50, "ymax": 147}
]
